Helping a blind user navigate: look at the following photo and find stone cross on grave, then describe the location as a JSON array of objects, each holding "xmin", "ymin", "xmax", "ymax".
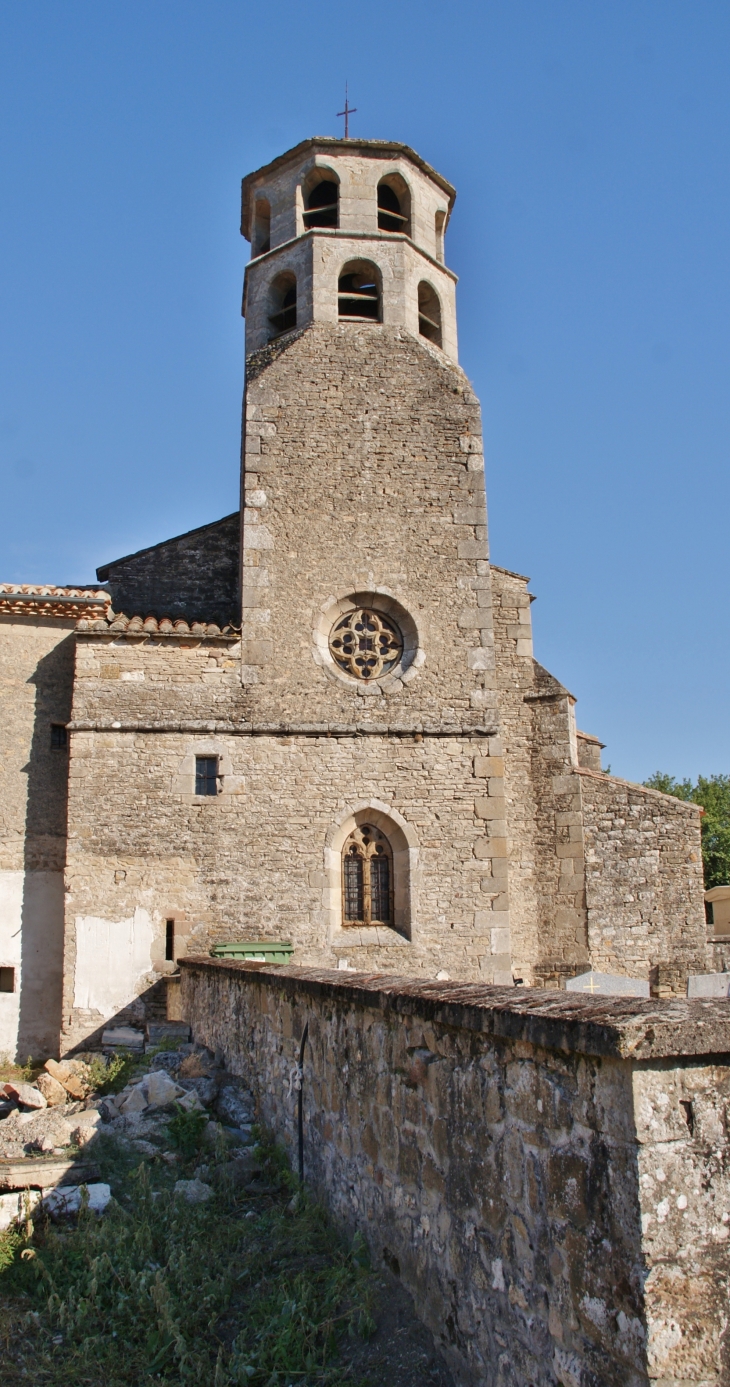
[{"xmin": 565, "ymin": 971, "xmax": 650, "ymax": 998}]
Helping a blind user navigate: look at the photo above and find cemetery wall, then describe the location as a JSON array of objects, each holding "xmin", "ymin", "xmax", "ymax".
[{"xmin": 182, "ymin": 957, "xmax": 730, "ymax": 1387}]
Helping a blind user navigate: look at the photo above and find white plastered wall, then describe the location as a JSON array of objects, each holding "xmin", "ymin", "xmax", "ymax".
[
  {"xmin": 72, "ymin": 906, "xmax": 154, "ymax": 1017},
  {"xmin": 0, "ymin": 870, "xmax": 64, "ymax": 1061}
]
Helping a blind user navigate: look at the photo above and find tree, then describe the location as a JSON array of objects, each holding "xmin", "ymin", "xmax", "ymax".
[{"xmin": 644, "ymin": 772, "xmax": 730, "ymax": 889}]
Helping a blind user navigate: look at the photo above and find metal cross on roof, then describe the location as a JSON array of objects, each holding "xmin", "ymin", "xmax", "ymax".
[{"xmin": 337, "ymin": 84, "xmax": 357, "ymax": 140}]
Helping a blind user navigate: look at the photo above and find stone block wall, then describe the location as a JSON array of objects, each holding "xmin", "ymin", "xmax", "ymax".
[
  {"xmin": 488, "ymin": 563, "xmax": 707, "ymax": 992},
  {"xmin": 489, "ymin": 566, "xmax": 590, "ymax": 988},
  {"xmin": 240, "ymin": 323, "xmax": 495, "ymax": 730},
  {"xmin": 181, "ymin": 959, "xmax": 730, "ymax": 1387},
  {"xmin": 61, "ymin": 712, "xmax": 514, "ymax": 1048},
  {"xmin": 580, "ymin": 769, "xmax": 708, "ymax": 986}
]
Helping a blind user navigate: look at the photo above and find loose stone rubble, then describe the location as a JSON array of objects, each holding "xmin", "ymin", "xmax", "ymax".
[{"xmin": 0, "ymin": 1038, "xmax": 257, "ymax": 1232}]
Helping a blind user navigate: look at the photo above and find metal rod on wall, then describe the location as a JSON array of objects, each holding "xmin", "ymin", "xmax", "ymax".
[{"xmin": 297, "ymin": 1020, "xmax": 309, "ymax": 1185}]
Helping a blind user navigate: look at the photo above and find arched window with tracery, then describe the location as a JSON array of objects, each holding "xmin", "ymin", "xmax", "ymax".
[
  {"xmin": 342, "ymin": 824, "xmax": 393, "ymax": 926},
  {"xmin": 303, "ymin": 177, "xmax": 339, "ymax": 229}
]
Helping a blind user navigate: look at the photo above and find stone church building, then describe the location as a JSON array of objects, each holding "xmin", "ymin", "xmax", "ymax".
[{"xmin": 0, "ymin": 138, "xmax": 708, "ymax": 1058}]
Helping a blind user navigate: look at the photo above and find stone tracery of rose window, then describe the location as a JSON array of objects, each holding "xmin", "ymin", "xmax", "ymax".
[{"xmin": 329, "ymin": 608, "xmax": 403, "ymax": 681}]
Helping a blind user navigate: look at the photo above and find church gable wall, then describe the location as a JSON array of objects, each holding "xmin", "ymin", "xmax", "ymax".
[{"xmin": 97, "ymin": 512, "xmax": 240, "ymax": 626}]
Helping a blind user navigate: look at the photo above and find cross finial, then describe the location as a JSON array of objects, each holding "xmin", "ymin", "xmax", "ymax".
[{"xmin": 337, "ymin": 84, "xmax": 357, "ymax": 140}]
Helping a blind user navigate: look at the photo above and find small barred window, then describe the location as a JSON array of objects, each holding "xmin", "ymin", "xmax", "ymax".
[
  {"xmin": 329, "ymin": 608, "xmax": 402, "ymax": 681},
  {"xmin": 342, "ymin": 825, "xmax": 392, "ymax": 926},
  {"xmin": 50, "ymin": 724, "xmax": 67, "ymax": 750},
  {"xmin": 195, "ymin": 756, "xmax": 219, "ymax": 796}
]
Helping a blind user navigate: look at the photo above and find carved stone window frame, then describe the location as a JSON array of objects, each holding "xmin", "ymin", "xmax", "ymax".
[
  {"xmin": 312, "ymin": 588, "xmax": 425, "ymax": 695},
  {"xmin": 324, "ymin": 799, "xmax": 419, "ymax": 948},
  {"xmin": 172, "ymin": 745, "xmax": 244, "ymax": 803}
]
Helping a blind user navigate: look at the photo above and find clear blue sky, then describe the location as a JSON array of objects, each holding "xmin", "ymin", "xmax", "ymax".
[{"xmin": 1, "ymin": 2, "xmax": 728, "ymax": 784}]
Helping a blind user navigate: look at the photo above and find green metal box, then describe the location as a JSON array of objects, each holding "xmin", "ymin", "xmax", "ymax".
[{"xmin": 210, "ymin": 940, "xmax": 294, "ymax": 965}]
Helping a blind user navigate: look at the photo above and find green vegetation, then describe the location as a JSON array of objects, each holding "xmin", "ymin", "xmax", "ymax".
[
  {"xmin": 0, "ymin": 1055, "xmax": 38, "ymax": 1085},
  {"xmin": 166, "ymin": 1104, "xmax": 209, "ymax": 1158},
  {"xmin": 0, "ymin": 1131, "xmax": 376, "ymax": 1386},
  {"xmin": 644, "ymin": 772, "xmax": 730, "ymax": 888},
  {"xmin": 83, "ymin": 1052, "xmax": 136, "ymax": 1095}
]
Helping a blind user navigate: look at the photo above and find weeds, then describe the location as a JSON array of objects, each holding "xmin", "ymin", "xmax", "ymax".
[
  {"xmin": 84, "ymin": 1051, "xmax": 139, "ymax": 1095},
  {"xmin": 0, "ymin": 1132, "xmax": 375, "ymax": 1386},
  {"xmin": 0, "ymin": 1055, "xmax": 37, "ymax": 1084},
  {"xmin": 166, "ymin": 1104, "xmax": 209, "ymax": 1157}
]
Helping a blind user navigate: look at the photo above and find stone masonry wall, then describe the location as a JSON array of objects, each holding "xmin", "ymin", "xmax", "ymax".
[
  {"xmin": 489, "ymin": 567, "xmax": 590, "ymax": 987},
  {"xmin": 240, "ymin": 323, "xmax": 496, "ymax": 731},
  {"xmin": 97, "ymin": 512, "xmax": 240, "ymax": 627},
  {"xmin": 62, "ymin": 703, "xmax": 511, "ymax": 1047},
  {"xmin": 182, "ymin": 959, "xmax": 730, "ymax": 1387},
  {"xmin": 488, "ymin": 564, "xmax": 707, "ymax": 991},
  {"xmin": 580, "ymin": 769, "xmax": 708, "ymax": 985}
]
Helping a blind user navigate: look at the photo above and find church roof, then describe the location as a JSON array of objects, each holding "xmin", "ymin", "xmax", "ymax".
[
  {"xmin": 96, "ymin": 512, "xmax": 239, "ymax": 580},
  {"xmin": 0, "ymin": 584, "xmax": 110, "ymax": 619},
  {"xmin": 75, "ymin": 611, "xmax": 240, "ymax": 639}
]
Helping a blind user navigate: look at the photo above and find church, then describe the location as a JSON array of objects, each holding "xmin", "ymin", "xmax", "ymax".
[{"xmin": 0, "ymin": 137, "xmax": 708, "ymax": 1059}]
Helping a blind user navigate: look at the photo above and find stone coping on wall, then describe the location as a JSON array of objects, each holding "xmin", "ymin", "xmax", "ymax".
[
  {"xmin": 179, "ymin": 958, "xmax": 730, "ymax": 1062},
  {"xmin": 574, "ymin": 763, "xmax": 704, "ymax": 813}
]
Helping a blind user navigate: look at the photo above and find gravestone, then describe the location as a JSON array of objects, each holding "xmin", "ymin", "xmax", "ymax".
[
  {"xmin": 687, "ymin": 972, "xmax": 730, "ymax": 999},
  {"xmin": 565, "ymin": 971, "xmax": 650, "ymax": 998}
]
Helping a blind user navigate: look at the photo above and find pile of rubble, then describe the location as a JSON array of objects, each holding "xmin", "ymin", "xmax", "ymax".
[{"xmin": 0, "ymin": 1031, "xmax": 257, "ymax": 1229}]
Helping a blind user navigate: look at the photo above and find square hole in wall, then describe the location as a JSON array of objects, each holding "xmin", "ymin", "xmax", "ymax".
[
  {"xmin": 51, "ymin": 724, "xmax": 68, "ymax": 750},
  {"xmin": 0, "ymin": 967, "xmax": 16, "ymax": 993}
]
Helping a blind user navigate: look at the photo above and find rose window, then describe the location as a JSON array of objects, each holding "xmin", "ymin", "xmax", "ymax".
[{"xmin": 329, "ymin": 608, "xmax": 403, "ymax": 681}]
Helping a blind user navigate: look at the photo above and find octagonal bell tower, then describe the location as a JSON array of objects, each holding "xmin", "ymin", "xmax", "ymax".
[{"xmin": 241, "ymin": 138, "xmax": 458, "ymax": 360}]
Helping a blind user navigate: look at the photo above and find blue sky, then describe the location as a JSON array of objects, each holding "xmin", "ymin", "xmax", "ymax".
[{"xmin": 0, "ymin": 2, "xmax": 728, "ymax": 784}]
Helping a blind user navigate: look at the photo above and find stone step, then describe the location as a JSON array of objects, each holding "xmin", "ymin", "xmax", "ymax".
[{"xmin": 0, "ymin": 1157, "xmax": 100, "ymax": 1191}]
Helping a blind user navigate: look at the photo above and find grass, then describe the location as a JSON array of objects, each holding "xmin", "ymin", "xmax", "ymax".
[
  {"xmin": 0, "ymin": 1056, "xmax": 38, "ymax": 1085},
  {"xmin": 0, "ymin": 1128, "xmax": 376, "ymax": 1385}
]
